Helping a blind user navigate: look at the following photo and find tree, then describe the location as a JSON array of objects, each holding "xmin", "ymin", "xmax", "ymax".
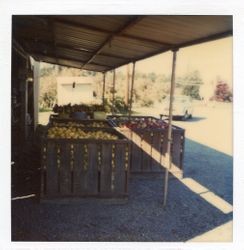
[
  {"xmin": 178, "ymin": 70, "xmax": 203, "ymax": 99},
  {"xmin": 148, "ymin": 72, "xmax": 157, "ymax": 83},
  {"xmin": 211, "ymin": 81, "xmax": 232, "ymax": 102}
]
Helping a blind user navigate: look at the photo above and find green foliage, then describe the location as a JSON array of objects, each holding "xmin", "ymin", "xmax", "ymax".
[
  {"xmin": 102, "ymin": 98, "xmax": 112, "ymax": 113},
  {"xmin": 148, "ymin": 72, "xmax": 157, "ymax": 83},
  {"xmin": 140, "ymin": 98, "xmax": 154, "ymax": 107},
  {"xmin": 182, "ymin": 85, "xmax": 201, "ymax": 100},
  {"xmin": 39, "ymin": 107, "xmax": 52, "ymax": 112},
  {"xmin": 177, "ymin": 70, "xmax": 203, "ymax": 99},
  {"xmin": 104, "ymin": 97, "xmax": 129, "ymax": 114},
  {"xmin": 113, "ymin": 96, "xmax": 129, "ymax": 114},
  {"xmin": 39, "ymin": 63, "xmax": 206, "ymax": 110}
]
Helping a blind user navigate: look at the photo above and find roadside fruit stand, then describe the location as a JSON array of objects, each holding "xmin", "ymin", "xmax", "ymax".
[
  {"xmin": 11, "ymin": 15, "xmax": 232, "ymax": 205},
  {"xmin": 40, "ymin": 107, "xmax": 185, "ymax": 199}
]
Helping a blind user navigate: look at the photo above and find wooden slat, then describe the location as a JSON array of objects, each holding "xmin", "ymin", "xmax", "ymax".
[
  {"xmin": 114, "ymin": 144, "xmax": 126, "ymax": 194},
  {"xmin": 100, "ymin": 144, "xmax": 112, "ymax": 194},
  {"xmin": 59, "ymin": 143, "xmax": 71, "ymax": 195},
  {"xmin": 40, "ymin": 143, "xmax": 47, "ymax": 197},
  {"xmin": 161, "ymin": 129, "xmax": 168, "ymax": 156},
  {"xmin": 46, "ymin": 142, "xmax": 58, "ymax": 196},
  {"xmin": 87, "ymin": 143, "xmax": 98, "ymax": 194},
  {"xmin": 172, "ymin": 130, "xmax": 183, "ymax": 169},
  {"xmin": 179, "ymin": 131, "xmax": 185, "ymax": 170},
  {"xmin": 73, "ymin": 143, "xmax": 86, "ymax": 195},
  {"xmin": 141, "ymin": 131, "xmax": 152, "ymax": 172},
  {"xmin": 130, "ymin": 131, "xmax": 142, "ymax": 172},
  {"xmin": 151, "ymin": 131, "xmax": 163, "ymax": 172}
]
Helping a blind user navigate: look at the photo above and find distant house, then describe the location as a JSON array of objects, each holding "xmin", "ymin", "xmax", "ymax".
[{"xmin": 56, "ymin": 76, "xmax": 99, "ymax": 105}]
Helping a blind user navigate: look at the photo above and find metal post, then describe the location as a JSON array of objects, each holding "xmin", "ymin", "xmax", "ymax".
[
  {"xmin": 111, "ymin": 70, "xmax": 116, "ymax": 115},
  {"xmin": 128, "ymin": 62, "xmax": 136, "ymax": 119},
  {"xmin": 163, "ymin": 49, "xmax": 178, "ymax": 207},
  {"xmin": 102, "ymin": 72, "xmax": 106, "ymax": 105}
]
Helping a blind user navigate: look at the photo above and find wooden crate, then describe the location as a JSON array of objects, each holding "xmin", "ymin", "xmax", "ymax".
[
  {"xmin": 40, "ymin": 129, "xmax": 131, "ymax": 199},
  {"xmin": 108, "ymin": 116, "xmax": 185, "ymax": 173}
]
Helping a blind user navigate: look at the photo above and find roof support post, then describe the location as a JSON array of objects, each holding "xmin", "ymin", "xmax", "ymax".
[
  {"xmin": 163, "ymin": 49, "xmax": 178, "ymax": 207},
  {"xmin": 128, "ymin": 62, "xmax": 136, "ymax": 119},
  {"xmin": 102, "ymin": 72, "xmax": 106, "ymax": 106},
  {"xmin": 111, "ymin": 70, "xmax": 116, "ymax": 115}
]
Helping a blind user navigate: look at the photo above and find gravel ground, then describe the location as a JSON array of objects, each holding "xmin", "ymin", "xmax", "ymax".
[{"xmin": 11, "ymin": 138, "xmax": 232, "ymax": 241}]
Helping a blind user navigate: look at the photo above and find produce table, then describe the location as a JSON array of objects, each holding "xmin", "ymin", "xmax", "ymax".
[
  {"xmin": 108, "ymin": 115, "xmax": 185, "ymax": 174},
  {"xmin": 40, "ymin": 125, "xmax": 131, "ymax": 199}
]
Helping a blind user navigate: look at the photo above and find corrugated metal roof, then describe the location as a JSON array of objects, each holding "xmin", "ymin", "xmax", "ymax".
[{"xmin": 12, "ymin": 15, "xmax": 232, "ymax": 72}]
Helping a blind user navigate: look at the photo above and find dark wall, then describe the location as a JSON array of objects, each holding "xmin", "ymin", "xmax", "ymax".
[{"xmin": 11, "ymin": 48, "xmax": 34, "ymax": 162}]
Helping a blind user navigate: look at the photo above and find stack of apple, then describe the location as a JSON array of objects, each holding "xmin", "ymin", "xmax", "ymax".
[
  {"xmin": 47, "ymin": 126, "xmax": 119, "ymax": 140},
  {"xmin": 52, "ymin": 121, "xmax": 109, "ymax": 128},
  {"xmin": 118, "ymin": 117, "xmax": 168, "ymax": 129},
  {"xmin": 53, "ymin": 104, "xmax": 106, "ymax": 114}
]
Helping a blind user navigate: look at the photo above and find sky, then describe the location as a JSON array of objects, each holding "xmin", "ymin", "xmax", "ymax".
[{"xmin": 118, "ymin": 36, "xmax": 233, "ymax": 88}]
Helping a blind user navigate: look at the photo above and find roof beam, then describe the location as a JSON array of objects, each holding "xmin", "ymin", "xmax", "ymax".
[
  {"xmin": 81, "ymin": 16, "xmax": 145, "ymax": 69},
  {"xmin": 33, "ymin": 55, "xmax": 108, "ymax": 72},
  {"xmin": 32, "ymin": 51, "xmax": 111, "ymax": 69},
  {"xmin": 34, "ymin": 59, "xmax": 81, "ymax": 70}
]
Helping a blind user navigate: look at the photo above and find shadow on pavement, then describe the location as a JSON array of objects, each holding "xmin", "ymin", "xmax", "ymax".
[
  {"xmin": 183, "ymin": 138, "xmax": 233, "ymax": 204},
  {"xmin": 184, "ymin": 116, "xmax": 206, "ymax": 122},
  {"xmin": 163, "ymin": 116, "xmax": 206, "ymax": 122},
  {"xmin": 172, "ymin": 116, "xmax": 206, "ymax": 122}
]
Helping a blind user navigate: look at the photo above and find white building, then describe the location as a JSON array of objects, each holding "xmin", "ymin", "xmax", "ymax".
[{"xmin": 56, "ymin": 76, "xmax": 99, "ymax": 105}]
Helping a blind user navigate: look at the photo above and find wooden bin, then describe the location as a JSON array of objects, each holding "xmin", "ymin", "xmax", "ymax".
[
  {"xmin": 40, "ymin": 129, "xmax": 131, "ymax": 200},
  {"xmin": 108, "ymin": 116, "xmax": 185, "ymax": 173}
]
